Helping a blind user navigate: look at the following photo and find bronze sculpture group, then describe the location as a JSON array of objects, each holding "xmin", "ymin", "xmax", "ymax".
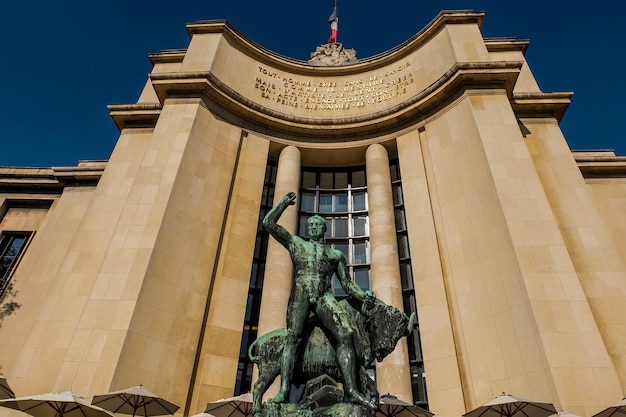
[{"xmin": 250, "ymin": 192, "xmax": 415, "ymax": 417}]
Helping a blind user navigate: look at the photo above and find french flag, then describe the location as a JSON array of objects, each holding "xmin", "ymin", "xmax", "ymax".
[{"xmin": 328, "ymin": 0, "xmax": 338, "ymax": 43}]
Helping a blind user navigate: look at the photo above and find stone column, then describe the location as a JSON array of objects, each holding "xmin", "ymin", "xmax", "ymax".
[
  {"xmin": 255, "ymin": 145, "xmax": 301, "ymax": 397},
  {"xmin": 365, "ymin": 143, "xmax": 413, "ymax": 402}
]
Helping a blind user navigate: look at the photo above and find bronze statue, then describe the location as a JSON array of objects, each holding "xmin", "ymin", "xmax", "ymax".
[
  {"xmin": 262, "ymin": 192, "xmax": 376, "ymax": 408},
  {"xmin": 251, "ymin": 192, "xmax": 415, "ymax": 417}
]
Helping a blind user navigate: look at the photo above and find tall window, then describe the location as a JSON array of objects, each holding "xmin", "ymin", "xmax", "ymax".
[
  {"xmin": 390, "ymin": 160, "xmax": 428, "ymax": 406},
  {"xmin": 0, "ymin": 231, "xmax": 32, "ymax": 297},
  {"xmin": 298, "ymin": 168, "xmax": 370, "ymax": 297}
]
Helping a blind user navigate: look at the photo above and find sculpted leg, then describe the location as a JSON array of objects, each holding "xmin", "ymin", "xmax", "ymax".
[
  {"xmin": 268, "ymin": 329, "xmax": 297, "ymax": 404},
  {"xmin": 269, "ymin": 283, "xmax": 309, "ymax": 404},
  {"xmin": 252, "ymin": 363, "xmax": 279, "ymax": 416},
  {"xmin": 337, "ymin": 340, "xmax": 378, "ymax": 410},
  {"xmin": 317, "ymin": 295, "xmax": 378, "ymax": 410}
]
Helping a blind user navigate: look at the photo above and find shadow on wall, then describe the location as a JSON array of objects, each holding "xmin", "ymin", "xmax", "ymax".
[{"xmin": 0, "ymin": 282, "xmax": 21, "ymax": 327}]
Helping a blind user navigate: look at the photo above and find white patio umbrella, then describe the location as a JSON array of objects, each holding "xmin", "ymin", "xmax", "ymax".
[
  {"xmin": 91, "ymin": 386, "xmax": 179, "ymax": 417},
  {"xmin": 0, "ymin": 389, "xmax": 114, "ymax": 417},
  {"xmin": 592, "ymin": 398, "xmax": 626, "ymax": 417},
  {"xmin": 377, "ymin": 394, "xmax": 434, "ymax": 417},
  {"xmin": 204, "ymin": 393, "xmax": 254, "ymax": 417},
  {"xmin": 463, "ymin": 394, "xmax": 557, "ymax": 417},
  {"xmin": 548, "ymin": 412, "xmax": 582, "ymax": 417}
]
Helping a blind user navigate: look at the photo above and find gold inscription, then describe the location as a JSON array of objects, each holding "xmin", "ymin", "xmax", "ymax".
[{"xmin": 254, "ymin": 63, "xmax": 414, "ymax": 111}]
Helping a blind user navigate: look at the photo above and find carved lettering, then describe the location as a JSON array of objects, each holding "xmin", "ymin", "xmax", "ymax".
[{"xmin": 253, "ymin": 63, "xmax": 414, "ymax": 111}]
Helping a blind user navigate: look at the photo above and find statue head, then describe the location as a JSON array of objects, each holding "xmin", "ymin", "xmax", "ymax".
[{"xmin": 307, "ymin": 215, "xmax": 327, "ymax": 240}]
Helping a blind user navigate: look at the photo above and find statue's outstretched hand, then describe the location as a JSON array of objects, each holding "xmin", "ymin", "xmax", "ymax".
[{"xmin": 283, "ymin": 192, "xmax": 297, "ymax": 206}]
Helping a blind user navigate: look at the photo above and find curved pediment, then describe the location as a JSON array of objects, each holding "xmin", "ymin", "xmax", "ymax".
[{"xmin": 110, "ymin": 10, "xmax": 569, "ymax": 141}]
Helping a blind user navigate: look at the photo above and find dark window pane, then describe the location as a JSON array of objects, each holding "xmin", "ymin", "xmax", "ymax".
[
  {"xmin": 300, "ymin": 192, "xmax": 315, "ymax": 212},
  {"xmin": 352, "ymin": 192, "xmax": 367, "ymax": 211},
  {"xmin": 354, "ymin": 268, "xmax": 370, "ymax": 290},
  {"xmin": 400, "ymin": 263, "xmax": 414, "ymax": 290},
  {"xmin": 263, "ymin": 163, "xmax": 277, "ymax": 184},
  {"xmin": 250, "ymin": 294, "xmax": 261, "ymax": 323},
  {"xmin": 334, "ymin": 193, "xmax": 348, "ymax": 212},
  {"xmin": 319, "ymin": 194, "xmax": 333, "ymax": 212},
  {"xmin": 390, "ymin": 162, "xmax": 400, "ymax": 182},
  {"xmin": 353, "ymin": 241, "xmax": 369, "ymax": 264},
  {"xmin": 249, "ymin": 263, "xmax": 259, "ymax": 288},
  {"xmin": 255, "ymin": 263, "xmax": 265, "ymax": 288},
  {"xmin": 299, "ymin": 216, "xmax": 310, "ymax": 237},
  {"xmin": 302, "ymin": 171, "xmax": 316, "ymax": 188},
  {"xmin": 261, "ymin": 185, "xmax": 274, "ymax": 206},
  {"xmin": 403, "ymin": 293, "xmax": 418, "ymax": 324},
  {"xmin": 333, "ymin": 242, "xmax": 349, "ymax": 259},
  {"xmin": 320, "ymin": 172, "xmax": 333, "ymax": 189},
  {"xmin": 352, "ymin": 170, "xmax": 366, "ymax": 187},
  {"xmin": 397, "ymin": 235, "xmax": 410, "ymax": 258},
  {"xmin": 392, "ymin": 185, "xmax": 403, "ymax": 206},
  {"xmin": 257, "ymin": 209, "xmax": 266, "ymax": 231},
  {"xmin": 253, "ymin": 236, "xmax": 262, "ymax": 258},
  {"xmin": 267, "ymin": 188, "xmax": 275, "ymax": 206},
  {"xmin": 333, "ymin": 217, "xmax": 349, "ymax": 238},
  {"xmin": 395, "ymin": 209, "xmax": 407, "ymax": 230},
  {"xmin": 245, "ymin": 294, "xmax": 254, "ymax": 322},
  {"xmin": 262, "ymin": 186, "xmax": 270, "ymax": 206},
  {"xmin": 353, "ymin": 216, "xmax": 368, "ymax": 237},
  {"xmin": 335, "ymin": 172, "xmax": 348, "ymax": 188},
  {"xmin": 0, "ymin": 233, "xmax": 31, "ymax": 294}
]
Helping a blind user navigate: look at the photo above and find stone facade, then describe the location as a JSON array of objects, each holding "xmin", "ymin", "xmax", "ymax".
[{"xmin": 1, "ymin": 10, "xmax": 625, "ymax": 417}]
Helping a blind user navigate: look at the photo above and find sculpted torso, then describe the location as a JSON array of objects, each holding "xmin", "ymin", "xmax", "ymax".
[{"xmin": 290, "ymin": 238, "xmax": 343, "ymax": 303}]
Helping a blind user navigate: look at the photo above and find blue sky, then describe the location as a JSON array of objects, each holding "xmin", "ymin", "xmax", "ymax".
[{"xmin": 0, "ymin": 0, "xmax": 623, "ymax": 167}]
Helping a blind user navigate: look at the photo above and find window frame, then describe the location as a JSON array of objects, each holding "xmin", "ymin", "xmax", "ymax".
[{"xmin": 0, "ymin": 230, "xmax": 34, "ymax": 297}]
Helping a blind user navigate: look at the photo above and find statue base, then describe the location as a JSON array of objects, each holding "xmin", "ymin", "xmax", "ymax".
[
  {"xmin": 313, "ymin": 403, "xmax": 374, "ymax": 417},
  {"xmin": 264, "ymin": 402, "xmax": 312, "ymax": 417},
  {"xmin": 263, "ymin": 402, "xmax": 373, "ymax": 417}
]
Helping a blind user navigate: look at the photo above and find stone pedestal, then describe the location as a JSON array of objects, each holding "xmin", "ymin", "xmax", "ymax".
[
  {"xmin": 264, "ymin": 402, "xmax": 312, "ymax": 417},
  {"xmin": 313, "ymin": 404, "xmax": 373, "ymax": 417},
  {"xmin": 264, "ymin": 402, "xmax": 373, "ymax": 417}
]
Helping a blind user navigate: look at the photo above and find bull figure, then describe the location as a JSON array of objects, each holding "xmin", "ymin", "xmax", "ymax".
[{"xmin": 248, "ymin": 297, "xmax": 416, "ymax": 416}]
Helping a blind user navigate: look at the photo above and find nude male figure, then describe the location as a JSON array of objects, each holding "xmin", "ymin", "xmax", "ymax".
[{"xmin": 262, "ymin": 191, "xmax": 377, "ymax": 410}]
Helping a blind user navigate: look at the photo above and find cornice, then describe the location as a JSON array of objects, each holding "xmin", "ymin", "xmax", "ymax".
[
  {"xmin": 108, "ymin": 103, "xmax": 162, "ymax": 131},
  {"xmin": 511, "ymin": 92, "xmax": 573, "ymax": 121},
  {"xmin": 0, "ymin": 162, "xmax": 105, "ymax": 193},
  {"xmin": 574, "ymin": 151, "xmax": 626, "ymax": 178},
  {"xmin": 147, "ymin": 61, "xmax": 521, "ymax": 139},
  {"xmin": 485, "ymin": 38, "xmax": 530, "ymax": 55},
  {"xmin": 149, "ymin": 49, "xmax": 187, "ymax": 65}
]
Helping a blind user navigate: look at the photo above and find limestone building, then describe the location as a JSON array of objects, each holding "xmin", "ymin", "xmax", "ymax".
[{"xmin": 2, "ymin": 10, "xmax": 626, "ymax": 417}]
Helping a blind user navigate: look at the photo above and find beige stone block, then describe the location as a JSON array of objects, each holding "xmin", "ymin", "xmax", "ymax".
[
  {"xmin": 55, "ymin": 361, "xmax": 80, "ymax": 389},
  {"xmin": 65, "ymin": 330, "xmax": 92, "ymax": 362},
  {"xmin": 26, "ymin": 348, "xmax": 66, "ymax": 382},
  {"xmin": 427, "ymin": 387, "xmax": 465, "ymax": 417},
  {"xmin": 199, "ymin": 354, "xmax": 239, "ymax": 389},
  {"xmin": 10, "ymin": 348, "xmax": 36, "ymax": 375}
]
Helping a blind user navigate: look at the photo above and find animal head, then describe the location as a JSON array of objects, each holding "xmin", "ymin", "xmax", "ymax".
[{"xmin": 363, "ymin": 301, "xmax": 416, "ymax": 362}]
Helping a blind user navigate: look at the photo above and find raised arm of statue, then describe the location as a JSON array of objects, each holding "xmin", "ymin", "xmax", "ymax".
[{"xmin": 262, "ymin": 192, "xmax": 297, "ymax": 249}]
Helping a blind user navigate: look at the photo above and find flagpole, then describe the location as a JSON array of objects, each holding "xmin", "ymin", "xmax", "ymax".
[{"xmin": 328, "ymin": 0, "xmax": 339, "ymax": 44}]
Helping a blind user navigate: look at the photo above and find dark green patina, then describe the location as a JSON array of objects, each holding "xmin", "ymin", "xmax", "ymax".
[{"xmin": 249, "ymin": 192, "xmax": 416, "ymax": 417}]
